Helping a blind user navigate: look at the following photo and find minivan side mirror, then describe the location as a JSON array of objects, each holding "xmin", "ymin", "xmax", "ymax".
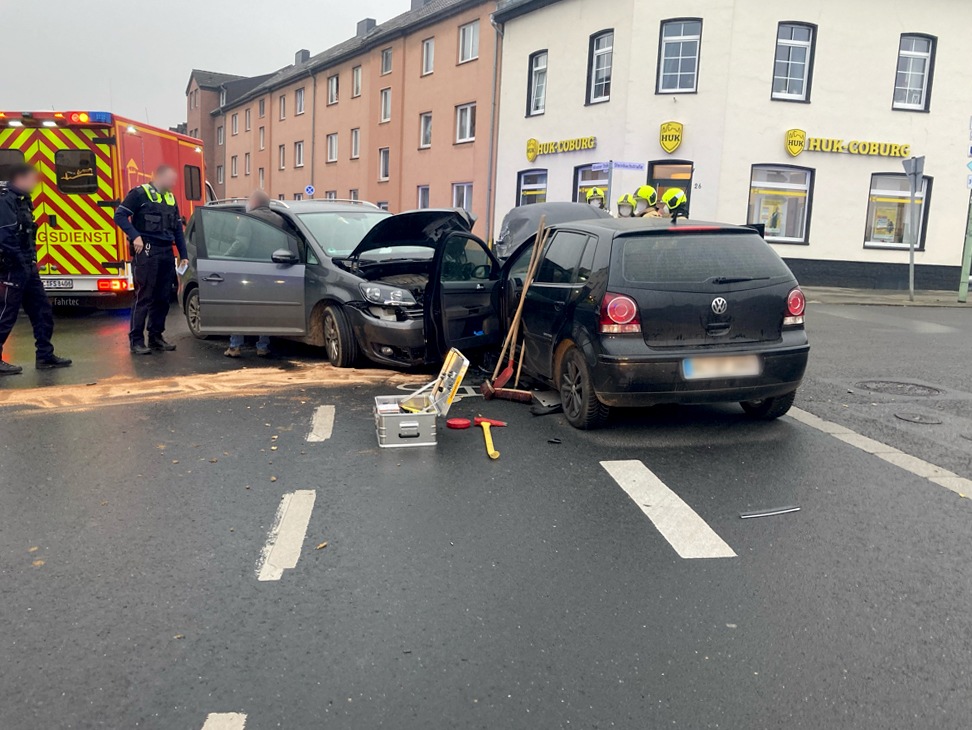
[{"xmin": 271, "ymin": 249, "xmax": 300, "ymax": 266}]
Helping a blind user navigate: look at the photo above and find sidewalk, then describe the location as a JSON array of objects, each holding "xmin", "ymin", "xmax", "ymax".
[{"xmin": 803, "ymin": 286, "xmax": 970, "ymax": 308}]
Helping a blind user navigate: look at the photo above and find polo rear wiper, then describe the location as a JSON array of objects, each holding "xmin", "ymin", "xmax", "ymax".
[{"xmin": 711, "ymin": 276, "xmax": 770, "ymax": 284}]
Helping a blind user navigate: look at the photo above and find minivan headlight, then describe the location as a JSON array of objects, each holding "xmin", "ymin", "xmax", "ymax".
[{"xmin": 359, "ymin": 283, "xmax": 416, "ymax": 306}]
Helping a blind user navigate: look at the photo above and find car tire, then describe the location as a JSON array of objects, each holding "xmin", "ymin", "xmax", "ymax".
[
  {"xmin": 740, "ymin": 390, "xmax": 797, "ymax": 420},
  {"xmin": 560, "ymin": 346, "xmax": 610, "ymax": 430},
  {"xmin": 322, "ymin": 304, "xmax": 358, "ymax": 368},
  {"xmin": 184, "ymin": 288, "xmax": 207, "ymax": 340}
]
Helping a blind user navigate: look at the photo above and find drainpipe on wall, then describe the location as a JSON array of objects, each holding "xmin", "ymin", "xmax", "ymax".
[
  {"xmin": 486, "ymin": 11, "xmax": 503, "ymax": 244},
  {"xmin": 309, "ymin": 71, "xmax": 318, "ymax": 192}
]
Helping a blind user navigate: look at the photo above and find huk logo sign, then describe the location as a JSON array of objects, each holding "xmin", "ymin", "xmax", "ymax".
[
  {"xmin": 659, "ymin": 121, "xmax": 683, "ymax": 154},
  {"xmin": 526, "ymin": 138, "xmax": 540, "ymax": 163},
  {"xmin": 786, "ymin": 129, "xmax": 807, "ymax": 157}
]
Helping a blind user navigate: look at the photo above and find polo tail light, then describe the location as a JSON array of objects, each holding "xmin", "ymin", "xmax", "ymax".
[
  {"xmin": 599, "ymin": 293, "xmax": 641, "ymax": 334},
  {"xmin": 784, "ymin": 287, "xmax": 806, "ymax": 326}
]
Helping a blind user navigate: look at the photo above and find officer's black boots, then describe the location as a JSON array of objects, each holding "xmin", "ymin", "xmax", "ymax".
[
  {"xmin": 0, "ymin": 360, "xmax": 24, "ymax": 375},
  {"xmin": 130, "ymin": 342, "xmax": 153, "ymax": 356},
  {"xmin": 149, "ymin": 336, "xmax": 176, "ymax": 352},
  {"xmin": 36, "ymin": 355, "xmax": 72, "ymax": 369}
]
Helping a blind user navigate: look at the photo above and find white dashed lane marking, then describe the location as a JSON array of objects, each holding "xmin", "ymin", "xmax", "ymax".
[
  {"xmin": 601, "ymin": 460, "xmax": 737, "ymax": 559},
  {"xmin": 256, "ymin": 490, "xmax": 317, "ymax": 581},
  {"xmin": 306, "ymin": 405, "xmax": 335, "ymax": 442},
  {"xmin": 201, "ymin": 712, "xmax": 247, "ymax": 729},
  {"xmin": 788, "ymin": 407, "xmax": 972, "ymax": 495}
]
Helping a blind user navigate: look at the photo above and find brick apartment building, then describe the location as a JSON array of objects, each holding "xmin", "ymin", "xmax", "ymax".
[{"xmin": 186, "ymin": 0, "xmax": 499, "ymax": 235}]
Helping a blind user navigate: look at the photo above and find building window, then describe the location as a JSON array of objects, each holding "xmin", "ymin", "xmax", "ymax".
[
  {"xmin": 219, "ymin": 89, "xmax": 226, "ymax": 106},
  {"xmin": 573, "ymin": 164, "xmax": 609, "ymax": 203},
  {"xmin": 216, "ymin": 125, "xmax": 224, "ymax": 145},
  {"xmin": 893, "ymin": 34, "xmax": 936, "ymax": 111},
  {"xmin": 325, "ymin": 190, "xmax": 337, "ymax": 200},
  {"xmin": 378, "ymin": 147, "xmax": 390, "ymax": 180},
  {"xmin": 326, "ymin": 133, "xmax": 338, "ymax": 162},
  {"xmin": 231, "ymin": 113, "xmax": 238, "ymax": 135},
  {"xmin": 452, "ymin": 182, "xmax": 473, "ymax": 211},
  {"xmin": 648, "ymin": 159, "xmax": 695, "ymax": 210},
  {"xmin": 419, "ymin": 112, "xmax": 433, "ymax": 148},
  {"xmin": 294, "ymin": 193, "xmax": 303, "ymax": 201},
  {"xmin": 295, "ymin": 88, "xmax": 305, "ymax": 115},
  {"xmin": 294, "ymin": 140, "xmax": 305, "ymax": 168},
  {"xmin": 455, "ymin": 103, "xmax": 476, "ymax": 143},
  {"xmin": 773, "ymin": 23, "xmax": 815, "ymax": 102},
  {"xmin": 748, "ymin": 165, "xmax": 813, "ymax": 244},
  {"xmin": 216, "ymin": 165, "xmax": 224, "ymax": 184},
  {"xmin": 258, "ymin": 98, "xmax": 265, "ymax": 118},
  {"xmin": 259, "ymin": 126, "xmax": 265, "ymax": 150},
  {"xmin": 258, "ymin": 168, "xmax": 265, "ymax": 189},
  {"xmin": 278, "ymin": 194, "xmax": 286, "ymax": 201},
  {"xmin": 658, "ymin": 19, "xmax": 702, "ymax": 93},
  {"xmin": 244, "ymin": 152, "xmax": 251, "ymax": 176},
  {"xmin": 351, "ymin": 128, "xmax": 360, "ymax": 159},
  {"xmin": 381, "ymin": 48, "xmax": 393, "ymax": 75},
  {"xmin": 417, "ymin": 185, "xmax": 431, "ymax": 209},
  {"xmin": 459, "ymin": 20, "xmax": 479, "ymax": 63},
  {"xmin": 377, "ymin": 201, "xmax": 389, "ymax": 210},
  {"xmin": 278, "ymin": 144, "xmax": 286, "ymax": 169},
  {"xmin": 349, "ymin": 189, "xmax": 359, "ymax": 201},
  {"xmin": 422, "ymin": 37, "xmax": 435, "ymax": 75},
  {"xmin": 517, "ymin": 169, "xmax": 548, "ymax": 206},
  {"xmin": 279, "ymin": 94, "xmax": 286, "ymax": 119},
  {"xmin": 230, "ymin": 155, "xmax": 238, "ymax": 177},
  {"xmin": 587, "ymin": 30, "xmax": 613, "ymax": 103},
  {"xmin": 328, "ymin": 75, "xmax": 339, "ymax": 105},
  {"xmin": 380, "ymin": 88, "xmax": 392, "ymax": 122},
  {"xmin": 864, "ymin": 173, "xmax": 931, "ymax": 250},
  {"xmin": 244, "ymin": 108, "xmax": 252, "ymax": 131},
  {"xmin": 528, "ymin": 50, "xmax": 547, "ymax": 116},
  {"xmin": 352, "ymin": 66, "xmax": 362, "ymax": 97}
]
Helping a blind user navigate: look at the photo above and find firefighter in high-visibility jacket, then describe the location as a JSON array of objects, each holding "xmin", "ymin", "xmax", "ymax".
[{"xmin": 114, "ymin": 165, "xmax": 188, "ymax": 355}]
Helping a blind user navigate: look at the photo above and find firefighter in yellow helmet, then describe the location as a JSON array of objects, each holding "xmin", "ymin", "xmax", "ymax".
[
  {"xmin": 633, "ymin": 185, "xmax": 662, "ymax": 218},
  {"xmin": 586, "ymin": 186, "xmax": 606, "ymax": 210},
  {"xmin": 661, "ymin": 187, "xmax": 689, "ymax": 220},
  {"xmin": 616, "ymin": 193, "xmax": 637, "ymax": 218}
]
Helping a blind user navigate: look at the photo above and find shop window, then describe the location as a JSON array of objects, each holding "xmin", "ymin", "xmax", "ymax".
[
  {"xmin": 587, "ymin": 30, "xmax": 613, "ymax": 104},
  {"xmin": 527, "ymin": 50, "xmax": 547, "ymax": 116},
  {"xmin": 864, "ymin": 173, "xmax": 931, "ymax": 250},
  {"xmin": 0, "ymin": 149, "xmax": 25, "ymax": 184},
  {"xmin": 893, "ymin": 34, "xmax": 936, "ymax": 111},
  {"xmin": 574, "ymin": 164, "xmax": 609, "ymax": 203},
  {"xmin": 517, "ymin": 169, "xmax": 548, "ymax": 206},
  {"xmin": 647, "ymin": 159, "xmax": 694, "ymax": 211},
  {"xmin": 772, "ymin": 23, "xmax": 815, "ymax": 102},
  {"xmin": 748, "ymin": 165, "xmax": 813, "ymax": 244},
  {"xmin": 657, "ymin": 19, "xmax": 702, "ymax": 93},
  {"xmin": 55, "ymin": 150, "xmax": 98, "ymax": 194}
]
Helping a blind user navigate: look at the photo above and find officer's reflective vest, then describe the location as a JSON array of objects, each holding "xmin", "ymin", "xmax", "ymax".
[{"xmin": 133, "ymin": 184, "xmax": 178, "ymax": 235}]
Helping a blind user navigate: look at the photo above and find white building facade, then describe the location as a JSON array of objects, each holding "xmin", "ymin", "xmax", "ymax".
[{"xmin": 492, "ymin": 0, "xmax": 972, "ymax": 289}]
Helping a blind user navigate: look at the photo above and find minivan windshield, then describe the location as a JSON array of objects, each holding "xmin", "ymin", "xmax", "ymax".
[
  {"xmin": 618, "ymin": 232, "xmax": 793, "ymax": 285},
  {"xmin": 297, "ymin": 211, "xmax": 390, "ymax": 257}
]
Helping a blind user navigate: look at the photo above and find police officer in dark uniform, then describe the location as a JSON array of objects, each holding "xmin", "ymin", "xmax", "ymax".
[
  {"xmin": 0, "ymin": 163, "xmax": 72, "ymax": 375},
  {"xmin": 114, "ymin": 165, "xmax": 188, "ymax": 355}
]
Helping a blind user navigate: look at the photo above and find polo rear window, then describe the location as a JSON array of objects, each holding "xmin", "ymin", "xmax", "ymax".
[{"xmin": 619, "ymin": 232, "xmax": 792, "ymax": 285}]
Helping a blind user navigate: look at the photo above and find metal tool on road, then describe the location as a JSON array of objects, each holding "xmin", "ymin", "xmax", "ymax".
[
  {"xmin": 474, "ymin": 416, "xmax": 507, "ymax": 428},
  {"xmin": 478, "ymin": 421, "xmax": 500, "ymax": 460}
]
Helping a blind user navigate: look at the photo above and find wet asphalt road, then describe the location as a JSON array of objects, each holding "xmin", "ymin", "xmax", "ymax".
[{"xmin": 1, "ymin": 302, "xmax": 970, "ymax": 729}]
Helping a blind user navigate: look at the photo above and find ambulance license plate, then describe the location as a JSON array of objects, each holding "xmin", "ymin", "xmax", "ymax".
[
  {"xmin": 683, "ymin": 355, "xmax": 761, "ymax": 380},
  {"xmin": 43, "ymin": 279, "xmax": 74, "ymax": 290}
]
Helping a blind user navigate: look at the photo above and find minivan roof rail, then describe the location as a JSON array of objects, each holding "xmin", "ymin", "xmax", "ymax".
[{"xmin": 206, "ymin": 197, "xmax": 379, "ymax": 210}]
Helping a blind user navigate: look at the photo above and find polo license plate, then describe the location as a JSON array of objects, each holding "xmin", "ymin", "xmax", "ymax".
[
  {"xmin": 42, "ymin": 279, "xmax": 74, "ymax": 290},
  {"xmin": 683, "ymin": 355, "xmax": 761, "ymax": 380}
]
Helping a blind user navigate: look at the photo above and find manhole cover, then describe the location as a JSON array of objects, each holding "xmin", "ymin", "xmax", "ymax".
[
  {"xmin": 857, "ymin": 380, "xmax": 943, "ymax": 397},
  {"xmin": 894, "ymin": 412, "xmax": 943, "ymax": 425}
]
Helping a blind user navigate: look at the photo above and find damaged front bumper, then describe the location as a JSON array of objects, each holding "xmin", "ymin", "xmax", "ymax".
[{"xmin": 345, "ymin": 301, "xmax": 429, "ymax": 367}]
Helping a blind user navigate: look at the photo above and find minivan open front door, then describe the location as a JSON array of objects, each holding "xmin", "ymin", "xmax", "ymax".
[{"xmin": 425, "ymin": 232, "xmax": 501, "ymax": 359}]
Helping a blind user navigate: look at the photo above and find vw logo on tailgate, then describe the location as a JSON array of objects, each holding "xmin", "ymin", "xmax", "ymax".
[{"xmin": 711, "ymin": 297, "xmax": 728, "ymax": 315}]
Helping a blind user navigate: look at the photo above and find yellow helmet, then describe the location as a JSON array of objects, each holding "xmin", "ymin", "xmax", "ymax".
[
  {"xmin": 586, "ymin": 186, "xmax": 605, "ymax": 202},
  {"xmin": 634, "ymin": 185, "xmax": 657, "ymax": 206},
  {"xmin": 662, "ymin": 187, "xmax": 687, "ymax": 210},
  {"xmin": 617, "ymin": 193, "xmax": 636, "ymax": 207}
]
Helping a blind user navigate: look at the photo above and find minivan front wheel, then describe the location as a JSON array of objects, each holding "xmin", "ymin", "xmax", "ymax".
[
  {"xmin": 185, "ymin": 288, "xmax": 207, "ymax": 340},
  {"xmin": 560, "ymin": 347, "xmax": 610, "ymax": 430},
  {"xmin": 322, "ymin": 304, "xmax": 358, "ymax": 368},
  {"xmin": 740, "ymin": 390, "xmax": 796, "ymax": 420}
]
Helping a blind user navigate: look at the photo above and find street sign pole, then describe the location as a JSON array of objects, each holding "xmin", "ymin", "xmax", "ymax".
[
  {"xmin": 959, "ymin": 190, "xmax": 972, "ymax": 304},
  {"xmin": 902, "ymin": 156, "xmax": 925, "ymax": 302}
]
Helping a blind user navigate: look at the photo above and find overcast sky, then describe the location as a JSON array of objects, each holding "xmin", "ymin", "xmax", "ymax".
[{"xmin": 5, "ymin": 0, "xmax": 412, "ymax": 128}]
